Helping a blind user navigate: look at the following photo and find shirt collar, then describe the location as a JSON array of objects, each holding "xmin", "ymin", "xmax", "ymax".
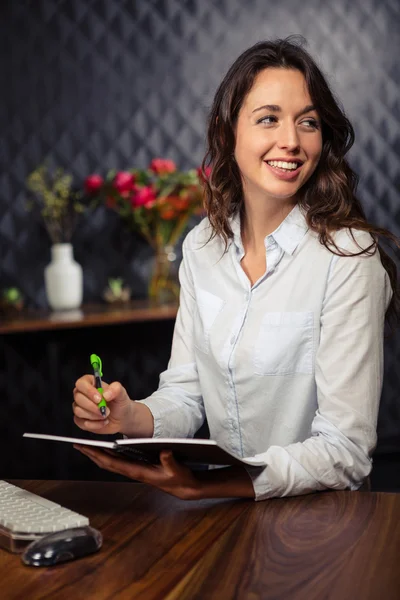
[{"xmin": 230, "ymin": 203, "xmax": 309, "ymax": 256}]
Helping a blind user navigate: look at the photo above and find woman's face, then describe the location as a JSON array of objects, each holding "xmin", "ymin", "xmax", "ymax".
[{"xmin": 234, "ymin": 67, "xmax": 323, "ymax": 207}]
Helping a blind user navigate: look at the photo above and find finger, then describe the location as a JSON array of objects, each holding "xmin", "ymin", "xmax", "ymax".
[
  {"xmin": 159, "ymin": 451, "xmax": 177, "ymax": 476},
  {"xmin": 72, "ymin": 401, "xmax": 110, "ymax": 421},
  {"xmin": 101, "ymin": 381, "xmax": 124, "ymax": 403},
  {"xmin": 74, "ymin": 446, "xmax": 119, "ymax": 472},
  {"xmin": 74, "ymin": 375, "xmax": 110, "ymax": 405},
  {"xmin": 75, "ymin": 445, "xmax": 149, "ymax": 479},
  {"xmin": 78, "ymin": 446, "xmax": 151, "ymax": 479},
  {"xmin": 73, "ymin": 416, "xmax": 110, "ymax": 431},
  {"xmin": 73, "ymin": 393, "xmax": 107, "ymax": 418},
  {"xmin": 74, "ymin": 374, "xmax": 94, "ymax": 393}
]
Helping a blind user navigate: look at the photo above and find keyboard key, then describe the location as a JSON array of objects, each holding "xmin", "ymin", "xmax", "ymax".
[{"xmin": 0, "ymin": 480, "xmax": 89, "ymax": 552}]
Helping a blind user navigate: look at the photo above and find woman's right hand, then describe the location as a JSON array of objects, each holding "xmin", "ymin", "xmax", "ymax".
[{"xmin": 73, "ymin": 375, "xmax": 134, "ymax": 435}]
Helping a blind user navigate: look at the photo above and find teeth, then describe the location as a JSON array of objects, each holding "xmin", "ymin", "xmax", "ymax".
[{"xmin": 266, "ymin": 160, "xmax": 299, "ymax": 170}]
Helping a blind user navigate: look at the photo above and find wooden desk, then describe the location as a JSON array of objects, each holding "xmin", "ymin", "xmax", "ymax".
[{"xmin": 1, "ymin": 481, "xmax": 399, "ymax": 599}]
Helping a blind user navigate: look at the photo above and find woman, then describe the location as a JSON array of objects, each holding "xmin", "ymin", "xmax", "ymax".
[{"xmin": 73, "ymin": 37, "xmax": 399, "ymax": 501}]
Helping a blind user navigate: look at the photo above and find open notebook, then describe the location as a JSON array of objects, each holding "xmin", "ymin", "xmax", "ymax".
[{"xmin": 23, "ymin": 433, "xmax": 267, "ymax": 467}]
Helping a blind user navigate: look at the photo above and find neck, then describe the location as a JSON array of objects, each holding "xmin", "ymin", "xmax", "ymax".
[{"xmin": 241, "ymin": 200, "xmax": 296, "ymax": 253}]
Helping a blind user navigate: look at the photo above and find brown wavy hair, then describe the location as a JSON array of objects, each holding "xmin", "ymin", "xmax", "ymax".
[{"xmin": 201, "ymin": 36, "xmax": 399, "ymax": 329}]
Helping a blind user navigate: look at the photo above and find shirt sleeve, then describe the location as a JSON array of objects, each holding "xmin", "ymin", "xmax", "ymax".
[
  {"xmin": 137, "ymin": 235, "xmax": 205, "ymax": 438},
  {"xmin": 245, "ymin": 231, "xmax": 393, "ymax": 501}
]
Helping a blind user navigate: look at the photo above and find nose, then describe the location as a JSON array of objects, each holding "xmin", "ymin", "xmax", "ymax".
[{"xmin": 277, "ymin": 121, "xmax": 300, "ymax": 153}]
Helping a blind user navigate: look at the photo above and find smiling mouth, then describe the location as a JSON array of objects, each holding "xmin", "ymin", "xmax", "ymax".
[{"xmin": 264, "ymin": 160, "xmax": 303, "ymax": 172}]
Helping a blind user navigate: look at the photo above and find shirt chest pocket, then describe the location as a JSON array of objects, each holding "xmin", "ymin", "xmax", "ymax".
[
  {"xmin": 194, "ymin": 288, "xmax": 225, "ymax": 353},
  {"xmin": 254, "ymin": 311, "xmax": 314, "ymax": 376}
]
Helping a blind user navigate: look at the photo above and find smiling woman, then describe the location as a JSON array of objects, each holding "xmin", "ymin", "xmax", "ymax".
[
  {"xmin": 72, "ymin": 36, "xmax": 400, "ymax": 502},
  {"xmin": 234, "ymin": 68, "xmax": 322, "ymax": 207}
]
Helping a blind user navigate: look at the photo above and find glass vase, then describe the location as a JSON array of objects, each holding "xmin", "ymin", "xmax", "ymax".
[{"xmin": 148, "ymin": 244, "xmax": 180, "ymax": 305}]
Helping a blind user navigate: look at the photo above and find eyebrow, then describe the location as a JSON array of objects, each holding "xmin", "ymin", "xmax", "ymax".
[{"xmin": 252, "ymin": 104, "xmax": 317, "ymax": 118}]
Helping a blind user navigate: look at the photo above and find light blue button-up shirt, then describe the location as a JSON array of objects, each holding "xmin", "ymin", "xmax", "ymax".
[{"xmin": 139, "ymin": 205, "xmax": 392, "ymax": 500}]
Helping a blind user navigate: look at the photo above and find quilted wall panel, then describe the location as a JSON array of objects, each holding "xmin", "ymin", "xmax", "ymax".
[{"xmin": 0, "ymin": 0, "xmax": 399, "ymax": 455}]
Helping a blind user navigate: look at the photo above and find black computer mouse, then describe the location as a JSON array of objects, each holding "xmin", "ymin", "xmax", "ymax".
[{"xmin": 21, "ymin": 526, "xmax": 102, "ymax": 567}]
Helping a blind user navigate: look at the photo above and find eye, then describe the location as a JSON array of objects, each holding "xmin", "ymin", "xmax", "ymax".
[
  {"xmin": 301, "ymin": 118, "xmax": 320, "ymax": 130},
  {"xmin": 257, "ymin": 115, "xmax": 278, "ymax": 125}
]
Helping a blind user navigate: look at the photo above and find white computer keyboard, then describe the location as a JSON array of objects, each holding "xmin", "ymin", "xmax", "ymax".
[{"xmin": 0, "ymin": 480, "xmax": 89, "ymax": 552}]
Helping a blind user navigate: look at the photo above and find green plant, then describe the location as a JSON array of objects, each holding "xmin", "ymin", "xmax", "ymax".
[
  {"xmin": 103, "ymin": 278, "xmax": 131, "ymax": 303},
  {"xmin": 26, "ymin": 164, "xmax": 85, "ymax": 244},
  {"xmin": 1, "ymin": 287, "xmax": 24, "ymax": 310}
]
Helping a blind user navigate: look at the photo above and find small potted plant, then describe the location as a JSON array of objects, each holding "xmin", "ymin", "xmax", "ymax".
[
  {"xmin": 0, "ymin": 287, "xmax": 24, "ymax": 315},
  {"xmin": 103, "ymin": 278, "xmax": 131, "ymax": 304},
  {"xmin": 26, "ymin": 164, "xmax": 86, "ymax": 311}
]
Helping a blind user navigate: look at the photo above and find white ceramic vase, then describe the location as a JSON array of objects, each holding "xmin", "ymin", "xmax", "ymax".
[{"xmin": 44, "ymin": 243, "xmax": 83, "ymax": 311}]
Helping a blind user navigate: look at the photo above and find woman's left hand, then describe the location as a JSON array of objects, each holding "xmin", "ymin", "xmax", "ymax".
[{"xmin": 74, "ymin": 445, "xmax": 201, "ymax": 500}]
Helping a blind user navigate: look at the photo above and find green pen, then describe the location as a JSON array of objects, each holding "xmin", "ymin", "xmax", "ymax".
[{"xmin": 90, "ymin": 353, "xmax": 107, "ymax": 417}]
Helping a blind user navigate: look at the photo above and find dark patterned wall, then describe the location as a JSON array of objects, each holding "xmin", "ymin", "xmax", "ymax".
[{"xmin": 0, "ymin": 0, "xmax": 399, "ymax": 477}]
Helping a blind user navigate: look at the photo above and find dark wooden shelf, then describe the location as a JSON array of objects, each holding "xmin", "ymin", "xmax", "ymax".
[{"xmin": 0, "ymin": 300, "xmax": 178, "ymax": 334}]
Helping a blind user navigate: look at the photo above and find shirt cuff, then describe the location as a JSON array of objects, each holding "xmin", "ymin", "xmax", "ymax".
[
  {"xmin": 244, "ymin": 465, "xmax": 274, "ymax": 501},
  {"xmin": 135, "ymin": 399, "xmax": 171, "ymax": 439}
]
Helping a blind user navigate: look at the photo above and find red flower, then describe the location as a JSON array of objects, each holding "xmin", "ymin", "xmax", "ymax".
[
  {"xmin": 161, "ymin": 207, "xmax": 177, "ymax": 220},
  {"xmin": 113, "ymin": 172, "xmax": 136, "ymax": 196},
  {"xmin": 131, "ymin": 186, "xmax": 156, "ymax": 207},
  {"xmin": 196, "ymin": 166, "xmax": 212, "ymax": 182},
  {"xmin": 169, "ymin": 195, "xmax": 190, "ymax": 211},
  {"xmin": 84, "ymin": 174, "xmax": 104, "ymax": 195},
  {"xmin": 149, "ymin": 158, "xmax": 177, "ymax": 175}
]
